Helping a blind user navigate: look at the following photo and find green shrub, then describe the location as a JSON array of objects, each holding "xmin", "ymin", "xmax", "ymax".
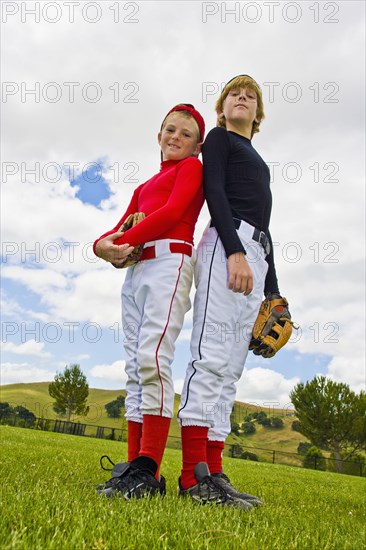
[
  {"xmin": 242, "ymin": 450, "xmax": 259, "ymax": 461},
  {"xmin": 297, "ymin": 442, "xmax": 312, "ymax": 456},
  {"xmin": 303, "ymin": 446, "xmax": 326, "ymax": 471},
  {"xmin": 270, "ymin": 417, "xmax": 284, "ymax": 429},
  {"xmin": 242, "ymin": 421, "xmax": 256, "ymax": 435},
  {"xmin": 230, "ymin": 421, "xmax": 240, "ymax": 436}
]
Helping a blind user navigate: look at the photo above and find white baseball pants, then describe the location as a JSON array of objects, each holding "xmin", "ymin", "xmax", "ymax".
[
  {"xmin": 178, "ymin": 221, "xmax": 268, "ymax": 441},
  {"xmin": 122, "ymin": 239, "xmax": 194, "ymax": 421}
]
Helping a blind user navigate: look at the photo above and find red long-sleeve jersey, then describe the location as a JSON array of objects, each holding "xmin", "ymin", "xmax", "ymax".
[{"xmin": 93, "ymin": 157, "xmax": 203, "ymax": 254}]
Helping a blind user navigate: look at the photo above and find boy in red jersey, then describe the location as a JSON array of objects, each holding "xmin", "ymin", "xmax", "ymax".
[{"xmin": 94, "ymin": 104, "xmax": 205, "ymax": 499}]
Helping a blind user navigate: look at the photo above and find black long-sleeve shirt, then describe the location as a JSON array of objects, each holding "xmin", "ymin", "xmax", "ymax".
[{"xmin": 202, "ymin": 127, "xmax": 279, "ymax": 295}]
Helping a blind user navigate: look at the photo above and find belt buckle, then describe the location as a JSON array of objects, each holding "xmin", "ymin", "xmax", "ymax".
[
  {"xmin": 258, "ymin": 231, "xmax": 266, "ymax": 245},
  {"xmin": 258, "ymin": 231, "xmax": 270, "ymax": 255}
]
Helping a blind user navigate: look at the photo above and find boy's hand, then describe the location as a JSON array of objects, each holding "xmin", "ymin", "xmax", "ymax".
[
  {"xmin": 227, "ymin": 252, "xmax": 253, "ymax": 295},
  {"xmin": 95, "ymin": 232, "xmax": 135, "ymax": 266}
]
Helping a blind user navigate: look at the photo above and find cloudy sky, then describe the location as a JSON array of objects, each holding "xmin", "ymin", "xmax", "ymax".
[{"xmin": 1, "ymin": 1, "xmax": 365, "ymax": 409}]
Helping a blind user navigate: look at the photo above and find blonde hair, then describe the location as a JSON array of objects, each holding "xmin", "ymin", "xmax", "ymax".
[{"xmin": 215, "ymin": 75, "xmax": 264, "ymax": 138}]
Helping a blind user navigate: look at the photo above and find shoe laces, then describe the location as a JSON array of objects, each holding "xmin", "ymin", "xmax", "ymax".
[
  {"xmin": 99, "ymin": 455, "xmax": 134, "ymax": 491},
  {"xmin": 100, "ymin": 455, "xmax": 116, "ymax": 471},
  {"xmin": 199, "ymin": 475, "xmax": 231, "ymax": 501},
  {"xmin": 217, "ymin": 472, "xmax": 231, "ymax": 484},
  {"xmin": 99, "ymin": 455, "xmax": 161, "ymax": 496},
  {"xmin": 101, "ymin": 476, "xmax": 126, "ymax": 490}
]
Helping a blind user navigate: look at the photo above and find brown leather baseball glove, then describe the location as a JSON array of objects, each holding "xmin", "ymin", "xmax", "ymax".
[
  {"xmin": 249, "ymin": 293, "xmax": 298, "ymax": 358},
  {"xmin": 115, "ymin": 212, "xmax": 145, "ymax": 268}
]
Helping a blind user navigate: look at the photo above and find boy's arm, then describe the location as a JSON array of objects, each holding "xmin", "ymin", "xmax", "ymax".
[
  {"xmin": 114, "ymin": 157, "xmax": 203, "ymax": 246},
  {"xmin": 203, "ymin": 128, "xmax": 252, "ymax": 294},
  {"xmin": 94, "ymin": 235, "xmax": 135, "ymax": 266},
  {"xmin": 92, "ymin": 186, "xmax": 141, "ymax": 255},
  {"xmin": 203, "ymin": 128, "xmax": 246, "ymax": 257}
]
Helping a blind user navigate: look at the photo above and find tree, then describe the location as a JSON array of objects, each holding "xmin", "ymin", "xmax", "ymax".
[
  {"xmin": 49, "ymin": 364, "xmax": 89, "ymax": 421},
  {"xmin": 0, "ymin": 402, "xmax": 12, "ymax": 419},
  {"xmin": 0, "ymin": 403, "xmax": 36, "ymax": 427},
  {"xmin": 328, "ymin": 451, "xmax": 366, "ymax": 477},
  {"xmin": 105, "ymin": 395, "xmax": 125, "ymax": 419},
  {"xmin": 290, "ymin": 376, "xmax": 366, "ymax": 472},
  {"xmin": 13, "ymin": 405, "xmax": 36, "ymax": 423}
]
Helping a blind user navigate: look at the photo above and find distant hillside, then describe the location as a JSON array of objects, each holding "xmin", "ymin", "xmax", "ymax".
[{"xmin": 0, "ymin": 382, "xmax": 306, "ymax": 457}]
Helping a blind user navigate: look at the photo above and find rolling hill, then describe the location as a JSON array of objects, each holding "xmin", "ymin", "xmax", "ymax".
[{"xmin": 0, "ymin": 382, "xmax": 307, "ymax": 461}]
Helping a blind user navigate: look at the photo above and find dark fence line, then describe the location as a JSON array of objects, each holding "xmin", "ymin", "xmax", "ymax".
[
  {"xmin": 1, "ymin": 414, "xmax": 364, "ymax": 477},
  {"xmin": 228, "ymin": 441, "xmax": 365, "ymax": 477}
]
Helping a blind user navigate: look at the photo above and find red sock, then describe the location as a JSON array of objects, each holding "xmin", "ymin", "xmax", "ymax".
[
  {"xmin": 127, "ymin": 421, "xmax": 142, "ymax": 462},
  {"xmin": 207, "ymin": 440, "xmax": 225, "ymax": 474},
  {"xmin": 139, "ymin": 414, "xmax": 171, "ymax": 479},
  {"xmin": 180, "ymin": 425, "xmax": 209, "ymax": 489}
]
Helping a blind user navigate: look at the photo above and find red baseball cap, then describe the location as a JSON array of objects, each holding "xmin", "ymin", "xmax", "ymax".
[{"xmin": 162, "ymin": 104, "xmax": 205, "ymax": 141}]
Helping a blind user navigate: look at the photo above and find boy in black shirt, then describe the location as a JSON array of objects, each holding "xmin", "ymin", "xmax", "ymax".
[{"xmin": 178, "ymin": 75, "xmax": 279, "ymax": 508}]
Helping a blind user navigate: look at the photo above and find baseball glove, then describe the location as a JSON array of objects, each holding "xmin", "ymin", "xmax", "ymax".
[
  {"xmin": 114, "ymin": 212, "xmax": 145, "ymax": 268},
  {"xmin": 249, "ymin": 293, "xmax": 297, "ymax": 358}
]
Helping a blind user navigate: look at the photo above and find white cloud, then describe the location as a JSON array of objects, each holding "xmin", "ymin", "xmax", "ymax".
[
  {"xmin": 0, "ymin": 291, "xmax": 49, "ymax": 323},
  {"xmin": 327, "ymin": 356, "xmax": 366, "ymax": 394},
  {"xmin": 73, "ymin": 354, "xmax": 91, "ymax": 362},
  {"xmin": 2, "ymin": 265, "xmax": 126, "ymax": 326},
  {"xmin": 2, "ymin": 266, "xmax": 68, "ymax": 293},
  {"xmin": 50, "ymin": 269, "xmax": 125, "ymax": 326},
  {"xmin": 90, "ymin": 360, "xmax": 127, "ymax": 384},
  {"xmin": 1, "ymin": 339, "xmax": 51, "ymax": 358},
  {"xmin": 236, "ymin": 367, "xmax": 300, "ymax": 408},
  {"xmin": 0, "ymin": 362, "xmax": 56, "ymax": 385}
]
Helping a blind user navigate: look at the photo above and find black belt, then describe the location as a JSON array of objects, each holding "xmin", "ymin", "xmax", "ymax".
[{"xmin": 210, "ymin": 218, "xmax": 271, "ymax": 256}]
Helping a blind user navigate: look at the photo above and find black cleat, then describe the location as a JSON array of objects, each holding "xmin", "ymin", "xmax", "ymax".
[
  {"xmin": 178, "ymin": 462, "xmax": 252, "ymax": 510},
  {"xmin": 97, "ymin": 459, "xmax": 130, "ymax": 492},
  {"xmin": 97, "ymin": 456, "xmax": 166, "ymax": 500},
  {"xmin": 211, "ymin": 472, "xmax": 264, "ymax": 506}
]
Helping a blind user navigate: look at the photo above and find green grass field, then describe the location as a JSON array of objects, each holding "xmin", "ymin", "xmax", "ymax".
[{"xmin": 1, "ymin": 426, "xmax": 365, "ymax": 550}]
